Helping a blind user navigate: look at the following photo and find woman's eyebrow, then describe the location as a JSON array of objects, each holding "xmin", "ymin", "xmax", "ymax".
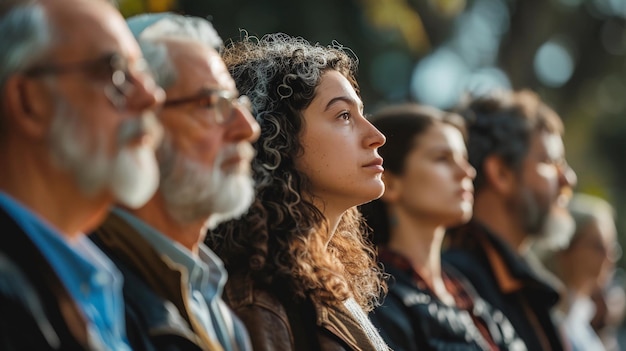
[{"xmin": 324, "ymin": 96, "xmax": 361, "ymax": 112}]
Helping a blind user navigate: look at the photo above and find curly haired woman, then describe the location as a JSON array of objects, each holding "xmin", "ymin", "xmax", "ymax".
[{"xmin": 206, "ymin": 33, "xmax": 389, "ymax": 351}]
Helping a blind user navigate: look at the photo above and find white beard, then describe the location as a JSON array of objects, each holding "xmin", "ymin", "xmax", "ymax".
[
  {"xmin": 48, "ymin": 100, "xmax": 161, "ymax": 208},
  {"xmin": 158, "ymin": 139, "xmax": 255, "ymax": 228},
  {"xmin": 109, "ymin": 144, "xmax": 160, "ymax": 208}
]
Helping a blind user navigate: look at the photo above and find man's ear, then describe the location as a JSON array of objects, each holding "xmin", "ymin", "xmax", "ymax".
[
  {"xmin": 482, "ymin": 155, "xmax": 516, "ymax": 195},
  {"xmin": 2, "ymin": 75, "xmax": 53, "ymax": 139},
  {"xmin": 381, "ymin": 172, "xmax": 402, "ymax": 203}
]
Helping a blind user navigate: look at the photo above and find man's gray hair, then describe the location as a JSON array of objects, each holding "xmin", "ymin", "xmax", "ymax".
[
  {"xmin": 0, "ymin": 0, "xmax": 51, "ymax": 98},
  {"xmin": 126, "ymin": 13, "xmax": 223, "ymax": 90},
  {"xmin": 128, "ymin": 13, "xmax": 223, "ymax": 50}
]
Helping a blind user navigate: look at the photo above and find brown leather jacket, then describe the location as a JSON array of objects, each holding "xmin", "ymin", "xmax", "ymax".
[{"xmin": 223, "ymin": 272, "xmax": 389, "ymax": 351}]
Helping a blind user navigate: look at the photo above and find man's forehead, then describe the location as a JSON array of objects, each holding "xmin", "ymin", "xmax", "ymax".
[
  {"xmin": 168, "ymin": 40, "xmax": 235, "ymax": 91},
  {"xmin": 532, "ymin": 130, "xmax": 564, "ymax": 157},
  {"xmin": 43, "ymin": 0, "xmax": 139, "ymax": 57},
  {"xmin": 45, "ymin": 0, "xmax": 113, "ymax": 24},
  {"xmin": 544, "ymin": 132, "xmax": 565, "ymax": 156}
]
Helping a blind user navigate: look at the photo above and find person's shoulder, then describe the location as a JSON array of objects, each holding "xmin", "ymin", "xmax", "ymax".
[
  {"xmin": 0, "ymin": 252, "xmax": 90, "ymax": 350},
  {"xmin": 444, "ymin": 220, "xmax": 490, "ymax": 249},
  {"xmin": 222, "ymin": 274, "xmax": 295, "ymax": 351},
  {"xmin": 442, "ymin": 244, "xmax": 486, "ymax": 270},
  {"xmin": 0, "ymin": 251, "xmax": 50, "ymax": 313},
  {"xmin": 442, "ymin": 244, "xmax": 495, "ymax": 293},
  {"xmin": 223, "ymin": 272, "xmax": 288, "ymax": 316}
]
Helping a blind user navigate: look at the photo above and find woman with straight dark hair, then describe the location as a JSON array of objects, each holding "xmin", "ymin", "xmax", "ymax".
[{"xmin": 362, "ymin": 103, "xmax": 526, "ymax": 351}]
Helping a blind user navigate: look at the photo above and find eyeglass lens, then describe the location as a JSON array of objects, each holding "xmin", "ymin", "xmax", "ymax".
[
  {"xmin": 105, "ymin": 55, "xmax": 153, "ymax": 109},
  {"xmin": 215, "ymin": 95, "xmax": 252, "ymax": 124}
]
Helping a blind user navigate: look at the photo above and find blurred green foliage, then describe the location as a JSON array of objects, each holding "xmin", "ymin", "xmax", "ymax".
[{"xmin": 118, "ymin": 0, "xmax": 626, "ymax": 268}]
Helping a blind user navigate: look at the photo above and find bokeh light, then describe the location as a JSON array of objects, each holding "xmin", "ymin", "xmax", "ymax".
[
  {"xmin": 410, "ymin": 48, "xmax": 468, "ymax": 109},
  {"xmin": 369, "ymin": 51, "xmax": 413, "ymax": 100},
  {"xmin": 534, "ymin": 38, "xmax": 577, "ymax": 87}
]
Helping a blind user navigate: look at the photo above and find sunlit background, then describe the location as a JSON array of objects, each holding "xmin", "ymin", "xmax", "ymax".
[{"xmin": 119, "ymin": 0, "xmax": 626, "ymax": 262}]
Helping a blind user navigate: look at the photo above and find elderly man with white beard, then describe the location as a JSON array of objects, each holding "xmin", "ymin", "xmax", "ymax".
[
  {"xmin": 0, "ymin": 0, "xmax": 164, "ymax": 350},
  {"xmin": 90, "ymin": 13, "xmax": 260, "ymax": 351}
]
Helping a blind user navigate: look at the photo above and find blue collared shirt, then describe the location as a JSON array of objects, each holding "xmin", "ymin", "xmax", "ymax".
[
  {"xmin": 0, "ymin": 192, "xmax": 131, "ymax": 351},
  {"xmin": 114, "ymin": 207, "xmax": 235, "ymax": 351}
]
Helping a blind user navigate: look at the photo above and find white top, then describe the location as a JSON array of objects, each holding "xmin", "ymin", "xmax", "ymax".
[
  {"xmin": 343, "ymin": 298, "xmax": 390, "ymax": 351},
  {"xmin": 563, "ymin": 295, "xmax": 606, "ymax": 351}
]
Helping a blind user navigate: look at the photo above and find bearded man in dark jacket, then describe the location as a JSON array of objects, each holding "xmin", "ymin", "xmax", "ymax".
[{"xmin": 443, "ymin": 89, "xmax": 577, "ymax": 351}]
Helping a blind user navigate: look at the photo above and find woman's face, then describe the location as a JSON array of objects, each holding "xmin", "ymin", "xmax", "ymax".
[
  {"xmin": 294, "ymin": 70, "xmax": 386, "ymax": 213},
  {"xmin": 387, "ymin": 123, "xmax": 475, "ymax": 227}
]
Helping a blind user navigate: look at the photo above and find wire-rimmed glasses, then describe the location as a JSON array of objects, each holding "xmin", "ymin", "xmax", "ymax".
[
  {"xmin": 23, "ymin": 52, "xmax": 153, "ymax": 109},
  {"xmin": 163, "ymin": 89, "xmax": 253, "ymax": 126}
]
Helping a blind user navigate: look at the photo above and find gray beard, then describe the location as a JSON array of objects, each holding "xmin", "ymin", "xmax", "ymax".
[
  {"xmin": 532, "ymin": 207, "xmax": 576, "ymax": 254},
  {"xmin": 518, "ymin": 186, "xmax": 549, "ymax": 238},
  {"xmin": 157, "ymin": 137, "xmax": 255, "ymax": 227},
  {"xmin": 47, "ymin": 99, "xmax": 160, "ymax": 208}
]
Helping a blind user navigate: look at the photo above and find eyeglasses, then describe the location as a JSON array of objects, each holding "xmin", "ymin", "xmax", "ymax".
[
  {"xmin": 163, "ymin": 89, "xmax": 252, "ymax": 126},
  {"xmin": 23, "ymin": 53, "xmax": 152, "ymax": 109}
]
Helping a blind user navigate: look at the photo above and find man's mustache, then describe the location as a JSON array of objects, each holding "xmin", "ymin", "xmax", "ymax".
[{"xmin": 117, "ymin": 112, "xmax": 163, "ymax": 149}]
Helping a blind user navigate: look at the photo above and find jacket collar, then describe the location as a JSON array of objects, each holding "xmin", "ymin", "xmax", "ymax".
[
  {"xmin": 91, "ymin": 212, "xmax": 228, "ymax": 349},
  {"xmin": 91, "ymin": 212, "xmax": 191, "ymax": 321},
  {"xmin": 450, "ymin": 219, "xmax": 560, "ymax": 305}
]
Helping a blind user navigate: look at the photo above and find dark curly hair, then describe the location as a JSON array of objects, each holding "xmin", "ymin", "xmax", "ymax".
[
  {"xmin": 454, "ymin": 89, "xmax": 564, "ymax": 192},
  {"xmin": 207, "ymin": 33, "xmax": 386, "ymax": 311}
]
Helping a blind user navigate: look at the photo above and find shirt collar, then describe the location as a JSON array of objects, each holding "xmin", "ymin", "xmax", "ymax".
[{"xmin": 112, "ymin": 207, "xmax": 227, "ymax": 301}]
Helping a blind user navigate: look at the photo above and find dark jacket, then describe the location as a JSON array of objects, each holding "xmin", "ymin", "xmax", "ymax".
[
  {"xmin": 223, "ymin": 271, "xmax": 389, "ymax": 351},
  {"xmin": 0, "ymin": 207, "xmax": 92, "ymax": 350},
  {"xmin": 90, "ymin": 212, "xmax": 250, "ymax": 351},
  {"xmin": 370, "ymin": 248, "xmax": 527, "ymax": 351},
  {"xmin": 443, "ymin": 220, "xmax": 566, "ymax": 351}
]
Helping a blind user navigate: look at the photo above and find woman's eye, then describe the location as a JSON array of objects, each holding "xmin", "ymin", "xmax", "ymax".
[
  {"xmin": 436, "ymin": 154, "xmax": 454, "ymax": 162},
  {"xmin": 339, "ymin": 111, "xmax": 351, "ymax": 121}
]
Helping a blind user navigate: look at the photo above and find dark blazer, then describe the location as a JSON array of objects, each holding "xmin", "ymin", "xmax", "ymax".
[
  {"xmin": 370, "ymin": 256, "xmax": 527, "ymax": 351},
  {"xmin": 443, "ymin": 220, "xmax": 566, "ymax": 351},
  {"xmin": 0, "ymin": 207, "xmax": 92, "ymax": 350}
]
